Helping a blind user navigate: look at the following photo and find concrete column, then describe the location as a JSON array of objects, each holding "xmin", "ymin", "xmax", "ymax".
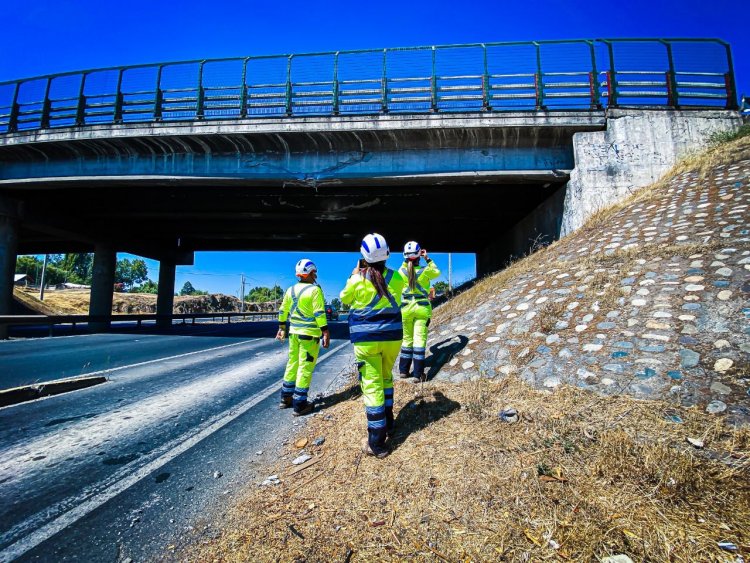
[
  {"xmin": 0, "ymin": 214, "xmax": 19, "ymax": 340},
  {"xmin": 89, "ymin": 244, "xmax": 116, "ymax": 332},
  {"xmin": 156, "ymin": 259, "xmax": 176, "ymax": 328}
]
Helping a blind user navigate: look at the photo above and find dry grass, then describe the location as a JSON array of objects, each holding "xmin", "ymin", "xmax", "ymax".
[{"xmin": 188, "ymin": 376, "xmax": 750, "ymax": 562}]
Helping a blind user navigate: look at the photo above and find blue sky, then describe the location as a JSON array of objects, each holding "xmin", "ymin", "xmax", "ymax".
[{"xmin": 5, "ymin": 0, "xmax": 747, "ymax": 299}]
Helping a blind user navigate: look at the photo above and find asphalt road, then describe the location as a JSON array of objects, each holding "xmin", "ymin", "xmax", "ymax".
[{"xmin": 0, "ymin": 321, "xmax": 354, "ymax": 562}]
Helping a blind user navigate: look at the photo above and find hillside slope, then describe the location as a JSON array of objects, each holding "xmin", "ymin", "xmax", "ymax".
[
  {"xmin": 12, "ymin": 288, "xmax": 276, "ymax": 315},
  {"xmin": 187, "ymin": 137, "xmax": 750, "ymax": 562},
  {"xmin": 430, "ymin": 138, "xmax": 750, "ymax": 426}
]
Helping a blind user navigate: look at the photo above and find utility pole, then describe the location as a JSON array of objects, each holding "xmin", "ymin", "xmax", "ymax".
[
  {"xmin": 448, "ymin": 253, "xmax": 453, "ymax": 292},
  {"xmin": 39, "ymin": 254, "xmax": 49, "ymax": 301},
  {"xmin": 240, "ymin": 273, "xmax": 245, "ymax": 313}
]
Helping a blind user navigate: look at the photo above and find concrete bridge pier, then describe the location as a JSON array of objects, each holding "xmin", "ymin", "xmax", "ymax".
[
  {"xmin": 89, "ymin": 244, "xmax": 116, "ymax": 332},
  {"xmin": 0, "ymin": 199, "xmax": 19, "ymax": 340},
  {"xmin": 156, "ymin": 259, "xmax": 176, "ymax": 328}
]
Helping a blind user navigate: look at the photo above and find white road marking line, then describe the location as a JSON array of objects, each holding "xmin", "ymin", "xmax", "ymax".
[{"xmin": 0, "ymin": 340, "xmax": 350, "ymax": 562}]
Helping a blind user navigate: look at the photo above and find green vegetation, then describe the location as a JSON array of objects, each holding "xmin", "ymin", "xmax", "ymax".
[
  {"xmin": 433, "ymin": 280, "xmax": 450, "ymax": 294},
  {"xmin": 130, "ymin": 279, "xmax": 159, "ymax": 294},
  {"xmin": 707, "ymin": 123, "xmax": 750, "ymax": 146},
  {"xmin": 179, "ymin": 281, "xmax": 208, "ymax": 296},
  {"xmin": 245, "ymin": 285, "xmax": 283, "ymax": 303}
]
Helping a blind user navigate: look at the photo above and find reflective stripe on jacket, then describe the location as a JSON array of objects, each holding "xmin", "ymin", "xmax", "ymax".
[
  {"xmin": 278, "ymin": 282, "xmax": 327, "ymax": 337},
  {"xmin": 340, "ymin": 267, "xmax": 405, "ymax": 344}
]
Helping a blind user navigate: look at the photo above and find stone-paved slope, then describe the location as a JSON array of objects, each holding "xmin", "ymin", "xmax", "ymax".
[{"xmin": 430, "ymin": 152, "xmax": 750, "ymax": 426}]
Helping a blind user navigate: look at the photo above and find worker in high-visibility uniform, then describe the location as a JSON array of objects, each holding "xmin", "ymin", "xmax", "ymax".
[
  {"xmin": 398, "ymin": 241, "xmax": 440, "ymax": 382},
  {"xmin": 340, "ymin": 233, "xmax": 405, "ymax": 458},
  {"xmin": 276, "ymin": 258, "xmax": 330, "ymax": 416}
]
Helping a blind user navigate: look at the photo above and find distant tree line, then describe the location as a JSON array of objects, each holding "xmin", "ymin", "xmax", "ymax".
[{"xmin": 15, "ymin": 254, "xmax": 156, "ymax": 292}]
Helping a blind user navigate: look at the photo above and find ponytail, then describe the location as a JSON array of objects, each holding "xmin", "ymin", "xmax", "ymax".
[
  {"xmin": 407, "ymin": 260, "xmax": 417, "ymax": 292},
  {"xmin": 361, "ymin": 261, "xmax": 389, "ymax": 299}
]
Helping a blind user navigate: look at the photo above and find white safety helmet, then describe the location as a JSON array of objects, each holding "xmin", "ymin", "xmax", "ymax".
[
  {"xmin": 360, "ymin": 233, "xmax": 390, "ymax": 263},
  {"xmin": 403, "ymin": 240, "xmax": 421, "ymax": 259},
  {"xmin": 295, "ymin": 258, "xmax": 317, "ymax": 277}
]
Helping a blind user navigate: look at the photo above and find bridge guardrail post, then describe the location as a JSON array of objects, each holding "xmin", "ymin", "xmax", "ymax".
[
  {"xmin": 533, "ymin": 42, "xmax": 545, "ymax": 110},
  {"xmin": 154, "ymin": 65, "xmax": 164, "ymax": 121},
  {"xmin": 431, "ymin": 46, "xmax": 438, "ymax": 112},
  {"xmin": 661, "ymin": 40, "xmax": 679, "ymax": 108},
  {"xmin": 75, "ymin": 73, "xmax": 87, "ymax": 126},
  {"xmin": 722, "ymin": 41, "xmax": 739, "ymax": 110},
  {"xmin": 333, "ymin": 52, "xmax": 340, "ymax": 116},
  {"xmin": 40, "ymin": 78, "xmax": 52, "ymax": 129},
  {"xmin": 604, "ymin": 41, "xmax": 618, "ymax": 108},
  {"xmin": 240, "ymin": 58, "xmax": 249, "ymax": 118},
  {"xmin": 114, "ymin": 69, "xmax": 124, "ymax": 124},
  {"xmin": 482, "ymin": 44, "xmax": 490, "ymax": 111},
  {"xmin": 381, "ymin": 49, "xmax": 388, "ymax": 113},
  {"xmin": 587, "ymin": 40, "xmax": 601, "ymax": 109},
  {"xmin": 196, "ymin": 61, "xmax": 205, "ymax": 120},
  {"xmin": 8, "ymin": 83, "xmax": 20, "ymax": 133},
  {"xmin": 285, "ymin": 55, "xmax": 293, "ymax": 117}
]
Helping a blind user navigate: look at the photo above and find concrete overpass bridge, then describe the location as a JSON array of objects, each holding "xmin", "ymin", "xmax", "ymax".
[{"xmin": 0, "ymin": 38, "xmax": 743, "ymax": 335}]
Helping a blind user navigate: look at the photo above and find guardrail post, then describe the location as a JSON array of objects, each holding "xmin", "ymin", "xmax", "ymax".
[
  {"xmin": 40, "ymin": 78, "xmax": 52, "ymax": 129},
  {"xmin": 196, "ymin": 61, "xmax": 205, "ymax": 119},
  {"xmin": 75, "ymin": 73, "xmax": 87, "ymax": 126},
  {"xmin": 381, "ymin": 49, "xmax": 388, "ymax": 113},
  {"xmin": 8, "ymin": 83, "xmax": 20, "ymax": 133},
  {"xmin": 240, "ymin": 58, "xmax": 249, "ymax": 118},
  {"xmin": 723, "ymin": 42, "xmax": 739, "ymax": 110},
  {"xmin": 431, "ymin": 46, "xmax": 438, "ymax": 112},
  {"xmin": 482, "ymin": 44, "xmax": 490, "ymax": 111},
  {"xmin": 587, "ymin": 40, "xmax": 601, "ymax": 109},
  {"xmin": 332, "ymin": 52, "xmax": 340, "ymax": 116},
  {"xmin": 154, "ymin": 66, "xmax": 164, "ymax": 121},
  {"xmin": 533, "ymin": 42, "xmax": 545, "ymax": 110},
  {"xmin": 114, "ymin": 69, "xmax": 124, "ymax": 124},
  {"xmin": 285, "ymin": 55, "xmax": 293, "ymax": 116},
  {"xmin": 661, "ymin": 40, "xmax": 679, "ymax": 108},
  {"xmin": 604, "ymin": 41, "xmax": 618, "ymax": 108}
]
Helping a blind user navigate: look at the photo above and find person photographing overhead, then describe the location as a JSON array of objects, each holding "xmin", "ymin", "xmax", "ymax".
[
  {"xmin": 398, "ymin": 242, "xmax": 440, "ymax": 382},
  {"xmin": 340, "ymin": 233, "xmax": 405, "ymax": 458},
  {"xmin": 276, "ymin": 259, "xmax": 330, "ymax": 416}
]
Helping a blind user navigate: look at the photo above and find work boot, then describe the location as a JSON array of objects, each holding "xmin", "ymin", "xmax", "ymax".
[
  {"xmin": 361, "ymin": 437, "xmax": 389, "ymax": 459},
  {"xmin": 398, "ymin": 356, "xmax": 412, "ymax": 378},
  {"xmin": 292, "ymin": 403, "xmax": 314, "ymax": 417},
  {"xmin": 412, "ymin": 358, "xmax": 425, "ymax": 382},
  {"xmin": 279, "ymin": 397, "xmax": 292, "ymax": 409}
]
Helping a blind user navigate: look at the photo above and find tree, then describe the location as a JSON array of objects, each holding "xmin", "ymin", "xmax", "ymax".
[
  {"xmin": 59, "ymin": 253, "xmax": 94, "ymax": 285},
  {"xmin": 246, "ymin": 285, "xmax": 283, "ymax": 303},
  {"xmin": 433, "ymin": 281, "xmax": 450, "ymax": 294},
  {"xmin": 115, "ymin": 258, "xmax": 148, "ymax": 290},
  {"xmin": 180, "ymin": 281, "xmax": 197, "ymax": 296},
  {"xmin": 131, "ymin": 279, "xmax": 159, "ymax": 294},
  {"xmin": 15, "ymin": 255, "xmax": 68, "ymax": 286},
  {"xmin": 330, "ymin": 297, "xmax": 342, "ymax": 310}
]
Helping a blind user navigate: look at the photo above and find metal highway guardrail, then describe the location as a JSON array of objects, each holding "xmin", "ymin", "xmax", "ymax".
[
  {"xmin": 0, "ymin": 311, "xmax": 280, "ymax": 336},
  {"xmin": 0, "ymin": 38, "xmax": 738, "ymax": 134}
]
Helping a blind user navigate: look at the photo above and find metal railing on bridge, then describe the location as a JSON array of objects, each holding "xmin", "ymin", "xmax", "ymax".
[{"xmin": 0, "ymin": 38, "xmax": 738, "ymax": 134}]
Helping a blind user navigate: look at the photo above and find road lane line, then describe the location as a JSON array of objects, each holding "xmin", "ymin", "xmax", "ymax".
[{"xmin": 0, "ymin": 340, "xmax": 350, "ymax": 562}]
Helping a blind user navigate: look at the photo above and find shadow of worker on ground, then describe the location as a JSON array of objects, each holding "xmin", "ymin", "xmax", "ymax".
[
  {"xmin": 389, "ymin": 391, "xmax": 461, "ymax": 451},
  {"xmin": 315, "ymin": 382, "xmax": 361, "ymax": 412},
  {"xmin": 423, "ymin": 335, "xmax": 469, "ymax": 381}
]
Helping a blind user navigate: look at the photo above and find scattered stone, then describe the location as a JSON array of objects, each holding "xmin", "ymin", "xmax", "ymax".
[
  {"xmin": 679, "ymin": 349, "xmax": 700, "ymax": 368},
  {"xmin": 710, "ymin": 381, "xmax": 732, "ymax": 395},
  {"xmin": 543, "ymin": 377, "xmax": 561, "ymax": 388},
  {"xmin": 499, "ymin": 408, "xmax": 519, "ymax": 423},
  {"xmin": 686, "ymin": 437, "xmax": 704, "ymax": 449},
  {"xmin": 312, "ymin": 437, "xmax": 325, "ymax": 446},
  {"xmin": 715, "ymin": 267, "xmax": 733, "ymax": 276},
  {"xmin": 255, "ymin": 450, "xmax": 263, "ymax": 456},
  {"xmin": 582, "ymin": 343, "xmax": 602, "ymax": 352},
  {"xmin": 717, "ymin": 290, "xmax": 732, "ymax": 301},
  {"xmin": 714, "ymin": 339, "xmax": 730, "ymax": 349},
  {"xmin": 714, "ymin": 358, "xmax": 734, "ymax": 373},
  {"xmin": 292, "ymin": 454, "xmax": 312, "ymax": 466},
  {"xmin": 706, "ymin": 400, "xmax": 727, "ymax": 414},
  {"xmin": 213, "ymin": 471, "xmax": 223, "ymax": 479},
  {"xmin": 684, "ymin": 284, "xmax": 705, "ymax": 291},
  {"xmin": 461, "ymin": 361, "xmax": 475, "ymax": 370}
]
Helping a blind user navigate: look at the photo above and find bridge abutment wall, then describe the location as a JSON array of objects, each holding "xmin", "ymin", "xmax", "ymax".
[{"xmin": 560, "ymin": 109, "xmax": 742, "ymax": 236}]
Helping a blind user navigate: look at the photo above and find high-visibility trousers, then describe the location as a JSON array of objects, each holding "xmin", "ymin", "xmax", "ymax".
[
  {"xmin": 281, "ymin": 334, "xmax": 320, "ymax": 412},
  {"xmin": 354, "ymin": 340, "xmax": 400, "ymax": 455},
  {"xmin": 399, "ymin": 306, "xmax": 431, "ymax": 377}
]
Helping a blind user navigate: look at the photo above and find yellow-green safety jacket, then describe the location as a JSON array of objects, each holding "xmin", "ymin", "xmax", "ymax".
[
  {"xmin": 340, "ymin": 268, "xmax": 406, "ymax": 344},
  {"xmin": 399, "ymin": 259, "xmax": 440, "ymax": 313},
  {"xmin": 278, "ymin": 282, "xmax": 328, "ymax": 337}
]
